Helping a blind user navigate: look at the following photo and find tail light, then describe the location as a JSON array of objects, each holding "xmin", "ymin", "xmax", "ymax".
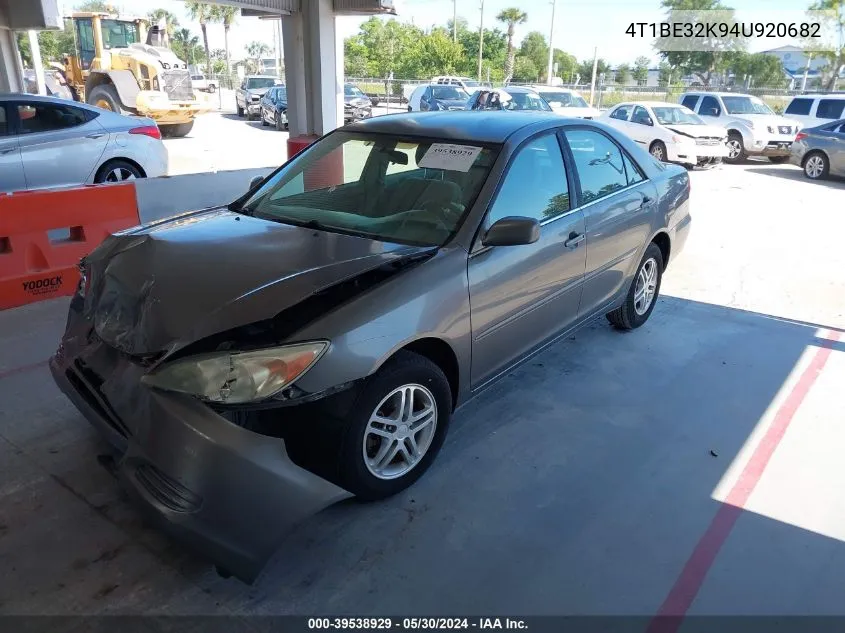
[
  {"xmin": 129, "ymin": 125, "xmax": 162, "ymax": 140},
  {"xmin": 794, "ymin": 132, "xmax": 807, "ymax": 142}
]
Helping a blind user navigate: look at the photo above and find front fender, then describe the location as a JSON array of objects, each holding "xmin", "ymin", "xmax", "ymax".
[{"xmin": 724, "ymin": 118, "xmax": 754, "ymax": 144}]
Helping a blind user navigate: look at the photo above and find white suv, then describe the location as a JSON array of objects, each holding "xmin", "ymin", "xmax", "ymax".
[
  {"xmin": 679, "ymin": 91, "xmax": 801, "ymax": 163},
  {"xmin": 783, "ymin": 94, "xmax": 845, "ymax": 129}
]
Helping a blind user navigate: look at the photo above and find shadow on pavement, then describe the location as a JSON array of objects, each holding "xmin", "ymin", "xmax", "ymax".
[{"xmin": 745, "ymin": 165, "xmax": 845, "ymax": 188}]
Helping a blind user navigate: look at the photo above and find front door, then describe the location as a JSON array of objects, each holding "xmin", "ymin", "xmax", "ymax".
[
  {"xmin": 15, "ymin": 101, "xmax": 108, "ymax": 190},
  {"xmin": 468, "ymin": 131, "xmax": 586, "ymax": 388},
  {"xmin": 0, "ymin": 103, "xmax": 26, "ymax": 193}
]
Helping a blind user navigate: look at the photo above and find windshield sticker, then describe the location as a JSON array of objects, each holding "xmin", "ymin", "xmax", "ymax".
[{"xmin": 419, "ymin": 144, "xmax": 482, "ymax": 172}]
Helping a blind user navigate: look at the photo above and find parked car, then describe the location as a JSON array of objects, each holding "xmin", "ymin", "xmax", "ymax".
[
  {"xmin": 51, "ymin": 111, "xmax": 690, "ymax": 583},
  {"xmin": 601, "ymin": 101, "xmax": 728, "ymax": 167},
  {"xmin": 784, "ymin": 94, "xmax": 845, "ymax": 129},
  {"xmin": 465, "ymin": 87, "xmax": 553, "ymax": 112},
  {"xmin": 789, "ymin": 118, "xmax": 845, "ymax": 180},
  {"xmin": 259, "ymin": 85, "xmax": 288, "ymax": 130},
  {"xmin": 431, "ymin": 75, "xmax": 485, "ymax": 93},
  {"xmin": 236, "ymin": 75, "xmax": 280, "ymax": 119},
  {"xmin": 528, "ymin": 85, "xmax": 600, "ymax": 119},
  {"xmin": 343, "ymin": 83, "xmax": 372, "ymax": 123},
  {"xmin": 679, "ymin": 91, "xmax": 800, "ymax": 163},
  {"xmin": 0, "ymin": 93, "xmax": 167, "ymax": 193},
  {"xmin": 190, "ymin": 74, "xmax": 217, "ymax": 93},
  {"xmin": 408, "ymin": 83, "xmax": 469, "ymax": 112}
]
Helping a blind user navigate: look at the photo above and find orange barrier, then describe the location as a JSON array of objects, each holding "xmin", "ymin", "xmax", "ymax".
[
  {"xmin": 0, "ymin": 183, "xmax": 140, "ymax": 311},
  {"xmin": 287, "ymin": 135, "xmax": 344, "ymax": 191}
]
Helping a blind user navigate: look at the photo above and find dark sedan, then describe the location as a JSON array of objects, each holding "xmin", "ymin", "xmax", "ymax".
[
  {"xmin": 419, "ymin": 84, "xmax": 470, "ymax": 111},
  {"xmin": 344, "ymin": 82, "xmax": 372, "ymax": 123},
  {"xmin": 466, "ymin": 86, "xmax": 553, "ymax": 112},
  {"xmin": 260, "ymin": 85, "xmax": 288, "ymax": 130},
  {"xmin": 790, "ymin": 118, "xmax": 845, "ymax": 180},
  {"xmin": 51, "ymin": 112, "xmax": 691, "ymax": 583}
]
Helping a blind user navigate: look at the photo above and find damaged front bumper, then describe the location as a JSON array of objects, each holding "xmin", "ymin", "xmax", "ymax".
[{"xmin": 50, "ymin": 298, "xmax": 352, "ymax": 583}]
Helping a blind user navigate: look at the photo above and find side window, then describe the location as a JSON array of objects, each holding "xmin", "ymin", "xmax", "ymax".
[
  {"xmin": 681, "ymin": 95, "xmax": 699, "ymax": 111},
  {"xmin": 610, "ymin": 106, "xmax": 630, "ymax": 120},
  {"xmin": 564, "ymin": 129, "xmax": 629, "ymax": 204},
  {"xmin": 632, "ymin": 106, "xmax": 652, "ymax": 125},
  {"xmin": 785, "ymin": 98, "xmax": 813, "ymax": 116},
  {"xmin": 622, "ymin": 152, "xmax": 645, "ymax": 185},
  {"xmin": 17, "ymin": 103, "xmax": 89, "ymax": 134},
  {"xmin": 699, "ymin": 96, "xmax": 721, "ymax": 117},
  {"xmin": 816, "ymin": 99, "xmax": 845, "ymax": 120},
  {"xmin": 75, "ymin": 18, "xmax": 95, "ymax": 70},
  {"xmin": 486, "ymin": 133, "xmax": 570, "ymax": 226},
  {"xmin": 0, "ymin": 104, "xmax": 8, "ymax": 137}
]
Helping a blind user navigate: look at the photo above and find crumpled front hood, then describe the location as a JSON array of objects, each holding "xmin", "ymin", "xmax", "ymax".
[
  {"xmin": 728, "ymin": 113, "xmax": 799, "ymax": 128},
  {"xmin": 666, "ymin": 124, "xmax": 727, "ymax": 138},
  {"xmin": 83, "ymin": 209, "xmax": 432, "ymax": 357}
]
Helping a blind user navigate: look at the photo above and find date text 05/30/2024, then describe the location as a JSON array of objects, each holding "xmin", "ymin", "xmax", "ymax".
[
  {"xmin": 626, "ymin": 21, "xmax": 821, "ymax": 38},
  {"xmin": 307, "ymin": 618, "xmax": 528, "ymax": 630}
]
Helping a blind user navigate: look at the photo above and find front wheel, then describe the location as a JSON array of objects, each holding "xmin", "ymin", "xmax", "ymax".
[
  {"xmin": 768, "ymin": 156, "xmax": 789, "ymax": 164},
  {"xmin": 261, "ymin": 110, "xmax": 269, "ymax": 126},
  {"xmin": 649, "ymin": 141, "xmax": 667, "ymax": 162},
  {"xmin": 725, "ymin": 133, "xmax": 746, "ymax": 163},
  {"xmin": 236, "ymin": 104, "xmax": 244, "ymax": 117},
  {"xmin": 275, "ymin": 112, "xmax": 285, "ymax": 131},
  {"xmin": 606, "ymin": 242, "xmax": 664, "ymax": 330},
  {"xmin": 338, "ymin": 351, "xmax": 452, "ymax": 501}
]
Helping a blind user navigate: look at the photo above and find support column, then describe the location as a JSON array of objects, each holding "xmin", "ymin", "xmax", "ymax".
[{"xmin": 0, "ymin": 28, "xmax": 25, "ymax": 93}]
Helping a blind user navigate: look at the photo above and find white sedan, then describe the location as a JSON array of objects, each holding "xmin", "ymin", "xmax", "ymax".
[
  {"xmin": 600, "ymin": 101, "xmax": 728, "ymax": 167},
  {"xmin": 529, "ymin": 86, "xmax": 600, "ymax": 119}
]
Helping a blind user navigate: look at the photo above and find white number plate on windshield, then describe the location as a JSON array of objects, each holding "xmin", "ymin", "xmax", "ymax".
[{"xmin": 418, "ymin": 144, "xmax": 482, "ymax": 172}]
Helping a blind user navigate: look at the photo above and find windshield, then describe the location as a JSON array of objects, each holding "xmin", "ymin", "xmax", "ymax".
[
  {"xmin": 538, "ymin": 91, "xmax": 588, "ymax": 108},
  {"xmin": 652, "ymin": 106, "xmax": 704, "ymax": 125},
  {"xmin": 462, "ymin": 79, "xmax": 481, "ymax": 87},
  {"xmin": 431, "ymin": 86, "xmax": 468, "ymax": 100},
  {"xmin": 345, "ymin": 84, "xmax": 365, "ymax": 97},
  {"xmin": 239, "ymin": 131, "xmax": 499, "ymax": 247},
  {"xmin": 101, "ymin": 20, "xmax": 139, "ymax": 49},
  {"xmin": 503, "ymin": 92, "xmax": 552, "ymax": 112},
  {"xmin": 246, "ymin": 77, "xmax": 276, "ymax": 90},
  {"xmin": 722, "ymin": 96, "xmax": 774, "ymax": 115}
]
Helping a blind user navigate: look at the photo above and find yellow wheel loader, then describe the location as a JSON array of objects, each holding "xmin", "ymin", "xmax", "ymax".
[{"xmin": 61, "ymin": 12, "xmax": 212, "ymax": 138}]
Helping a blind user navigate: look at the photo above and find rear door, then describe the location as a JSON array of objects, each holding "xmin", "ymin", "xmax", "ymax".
[
  {"xmin": 15, "ymin": 100, "xmax": 109, "ymax": 190},
  {"xmin": 0, "ymin": 103, "xmax": 27, "ymax": 193},
  {"xmin": 468, "ymin": 131, "xmax": 586, "ymax": 388},
  {"xmin": 562, "ymin": 127, "xmax": 656, "ymax": 317}
]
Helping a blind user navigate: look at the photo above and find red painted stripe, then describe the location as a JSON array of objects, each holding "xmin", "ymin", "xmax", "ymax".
[
  {"xmin": 0, "ymin": 358, "xmax": 49, "ymax": 381},
  {"xmin": 648, "ymin": 331, "xmax": 840, "ymax": 633}
]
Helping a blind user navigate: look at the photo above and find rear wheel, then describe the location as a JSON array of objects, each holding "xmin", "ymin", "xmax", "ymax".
[
  {"xmin": 725, "ymin": 132, "xmax": 746, "ymax": 163},
  {"xmin": 768, "ymin": 156, "xmax": 789, "ymax": 164},
  {"xmin": 159, "ymin": 121, "xmax": 194, "ymax": 138},
  {"xmin": 261, "ymin": 109, "xmax": 269, "ymax": 126},
  {"xmin": 275, "ymin": 112, "xmax": 284, "ymax": 131},
  {"xmin": 803, "ymin": 151, "xmax": 829, "ymax": 180},
  {"xmin": 87, "ymin": 83, "xmax": 133, "ymax": 115},
  {"xmin": 606, "ymin": 242, "xmax": 664, "ymax": 331},
  {"xmin": 95, "ymin": 159, "xmax": 143, "ymax": 183}
]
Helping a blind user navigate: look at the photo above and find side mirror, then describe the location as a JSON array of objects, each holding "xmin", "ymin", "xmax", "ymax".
[
  {"xmin": 646, "ymin": 117, "xmax": 654, "ymax": 126},
  {"xmin": 482, "ymin": 216, "xmax": 540, "ymax": 247},
  {"xmin": 708, "ymin": 107, "xmax": 719, "ymax": 116},
  {"xmin": 249, "ymin": 175, "xmax": 264, "ymax": 190}
]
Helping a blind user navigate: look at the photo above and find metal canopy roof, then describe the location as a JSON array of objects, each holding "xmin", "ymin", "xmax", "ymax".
[{"xmin": 205, "ymin": 0, "xmax": 395, "ymax": 16}]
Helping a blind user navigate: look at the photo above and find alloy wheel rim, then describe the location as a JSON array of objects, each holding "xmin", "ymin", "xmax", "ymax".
[
  {"xmin": 95, "ymin": 98, "xmax": 113, "ymax": 111},
  {"xmin": 634, "ymin": 257, "xmax": 658, "ymax": 316},
  {"xmin": 104, "ymin": 168, "xmax": 136, "ymax": 182},
  {"xmin": 727, "ymin": 139, "xmax": 741, "ymax": 159},
  {"xmin": 806, "ymin": 156, "xmax": 824, "ymax": 178},
  {"xmin": 651, "ymin": 145, "xmax": 664, "ymax": 160},
  {"xmin": 363, "ymin": 383, "xmax": 437, "ymax": 480}
]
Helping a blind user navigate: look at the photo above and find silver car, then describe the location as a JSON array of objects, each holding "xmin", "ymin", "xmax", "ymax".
[
  {"xmin": 0, "ymin": 93, "xmax": 167, "ymax": 193},
  {"xmin": 51, "ymin": 112, "xmax": 691, "ymax": 582},
  {"xmin": 790, "ymin": 118, "xmax": 845, "ymax": 180}
]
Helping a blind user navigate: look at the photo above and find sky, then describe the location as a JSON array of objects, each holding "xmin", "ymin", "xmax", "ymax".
[{"xmin": 60, "ymin": 0, "xmax": 814, "ymax": 68}]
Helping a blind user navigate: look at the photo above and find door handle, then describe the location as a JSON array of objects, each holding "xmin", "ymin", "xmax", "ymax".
[
  {"xmin": 640, "ymin": 195, "xmax": 653, "ymax": 207},
  {"xmin": 564, "ymin": 232, "xmax": 585, "ymax": 249},
  {"xmin": 0, "ymin": 147, "xmax": 16, "ymax": 155},
  {"xmin": 86, "ymin": 133, "xmax": 105, "ymax": 139}
]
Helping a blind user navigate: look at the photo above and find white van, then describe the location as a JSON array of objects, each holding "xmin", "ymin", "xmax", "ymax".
[{"xmin": 783, "ymin": 94, "xmax": 845, "ymax": 129}]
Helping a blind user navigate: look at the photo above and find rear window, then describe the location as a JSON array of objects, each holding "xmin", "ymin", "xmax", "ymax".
[
  {"xmin": 785, "ymin": 98, "xmax": 813, "ymax": 115},
  {"xmin": 816, "ymin": 99, "xmax": 845, "ymax": 120}
]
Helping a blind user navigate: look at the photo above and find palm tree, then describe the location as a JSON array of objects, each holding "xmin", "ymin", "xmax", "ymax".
[
  {"xmin": 185, "ymin": 1, "xmax": 214, "ymax": 73},
  {"xmin": 147, "ymin": 8, "xmax": 179, "ymax": 36},
  {"xmin": 246, "ymin": 41, "xmax": 271, "ymax": 74},
  {"xmin": 212, "ymin": 5, "xmax": 238, "ymax": 79},
  {"xmin": 172, "ymin": 28, "xmax": 199, "ymax": 65},
  {"xmin": 496, "ymin": 7, "xmax": 527, "ymax": 83}
]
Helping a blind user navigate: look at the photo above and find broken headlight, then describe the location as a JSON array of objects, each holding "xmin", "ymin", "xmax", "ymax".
[{"xmin": 141, "ymin": 342, "xmax": 328, "ymax": 404}]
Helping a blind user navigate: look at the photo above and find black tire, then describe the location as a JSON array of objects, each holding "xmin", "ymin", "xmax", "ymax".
[
  {"xmin": 802, "ymin": 151, "xmax": 829, "ymax": 180},
  {"xmin": 337, "ymin": 351, "xmax": 452, "ymax": 501},
  {"xmin": 606, "ymin": 242, "xmax": 664, "ymax": 331},
  {"xmin": 160, "ymin": 121, "xmax": 194, "ymax": 138},
  {"xmin": 768, "ymin": 156, "xmax": 789, "ymax": 164},
  {"xmin": 649, "ymin": 141, "xmax": 667, "ymax": 162},
  {"xmin": 261, "ymin": 110, "xmax": 269, "ymax": 126},
  {"xmin": 275, "ymin": 112, "xmax": 284, "ymax": 131},
  {"xmin": 208, "ymin": 84, "xmax": 216, "ymax": 93},
  {"xmin": 725, "ymin": 132, "xmax": 746, "ymax": 164},
  {"xmin": 87, "ymin": 83, "xmax": 132, "ymax": 115},
  {"xmin": 94, "ymin": 159, "xmax": 144, "ymax": 183},
  {"xmin": 407, "ymin": 105, "xmax": 412, "ymax": 112},
  {"xmin": 236, "ymin": 104, "xmax": 244, "ymax": 117}
]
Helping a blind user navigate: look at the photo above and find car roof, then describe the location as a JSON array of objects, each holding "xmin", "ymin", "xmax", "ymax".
[
  {"xmin": 345, "ymin": 111, "xmax": 562, "ymax": 144},
  {"xmin": 618, "ymin": 101, "xmax": 685, "ymax": 108},
  {"xmin": 792, "ymin": 93, "xmax": 845, "ymax": 99},
  {"xmin": 0, "ymin": 92, "xmax": 81, "ymax": 104},
  {"xmin": 682, "ymin": 92, "xmax": 753, "ymax": 97},
  {"xmin": 496, "ymin": 86, "xmax": 539, "ymax": 94},
  {"xmin": 529, "ymin": 86, "xmax": 575, "ymax": 92},
  {"xmin": 246, "ymin": 75, "xmax": 277, "ymax": 79}
]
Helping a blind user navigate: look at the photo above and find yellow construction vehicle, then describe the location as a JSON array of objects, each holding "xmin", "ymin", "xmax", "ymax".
[{"xmin": 61, "ymin": 12, "xmax": 212, "ymax": 137}]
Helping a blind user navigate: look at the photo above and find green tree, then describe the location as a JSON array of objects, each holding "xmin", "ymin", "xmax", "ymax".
[
  {"xmin": 633, "ymin": 55, "xmax": 650, "ymax": 84},
  {"xmin": 418, "ymin": 28, "xmax": 464, "ymax": 76},
  {"xmin": 185, "ymin": 1, "xmax": 214, "ymax": 72},
  {"xmin": 512, "ymin": 56, "xmax": 539, "ymax": 82},
  {"xmin": 727, "ymin": 51, "xmax": 787, "ymax": 88},
  {"xmin": 577, "ymin": 57, "xmax": 610, "ymax": 84},
  {"xmin": 172, "ymin": 28, "xmax": 200, "ymax": 65},
  {"xmin": 614, "ymin": 63, "xmax": 631, "ymax": 84},
  {"xmin": 212, "ymin": 5, "xmax": 238, "ymax": 78},
  {"xmin": 810, "ymin": 0, "xmax": 845, "ymax": 90},
  {"xmin": 459, "ymin": 28, "xmax": 507, "ymax": 79},
  {"xmin": 344, "ymin": 37, "xmax": 369, "ymax": 76},
  {"xmin": 246, "ymin": 41, "xmax": 271, "ymax": 74},
  {"xmin": 657, "ymin": 60, "xmax": 675, "ymax": 86},
  {"xmin": 75, "ymin": 1, "xmax": 114, "ymax": 11},
  {"xmin": 17, "ymin": 19, "xmax": 77, "ymax": 67},
  {"xmin": 496, "ymin": 8, "xmax": 528, "ymax": 83},
  {"xmin": 553, "ymin": 49, "xmax": 577, "ymax": 81},
  {"xmin": 518, "ymin": 31, "xmax": 549, "ymax": 80},
  {"xmin": 147, "ymin": 8, "xmax": 179, "ymax": 35}
]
